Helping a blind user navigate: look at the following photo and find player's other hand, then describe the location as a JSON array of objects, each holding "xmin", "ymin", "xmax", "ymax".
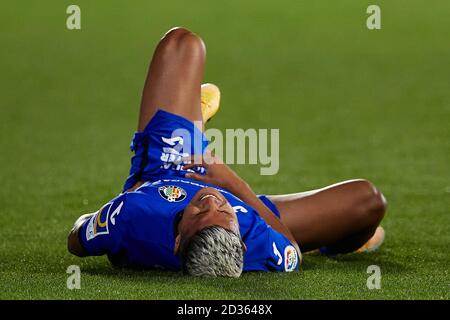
[{"xmin": 182, "ymin": 151, "xmax": 246, "ymax": 192}]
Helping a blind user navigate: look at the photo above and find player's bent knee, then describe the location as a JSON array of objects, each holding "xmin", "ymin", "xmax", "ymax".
[
  {"xmin": 162, "ymin": 27, "xmax": 191, "ymax": 43},
  {"xmin": 159, "ymin": 27, "xmax": 206, "ymax": 62},
  {"xmin": 363, "ymin": 180, "xmax": 387, "ymax": 224},
  {"xmin": 351, "ymin": 179, "xmax": 387, "ymax": 225},
  {"xmin": 176, "ymin": 30, "xmax": 206, "ymax": 62}
]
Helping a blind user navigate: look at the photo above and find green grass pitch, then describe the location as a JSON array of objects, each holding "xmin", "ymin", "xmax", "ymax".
[{"xmin": 0, "ymin": 0, "xmax": 449, "ymax": 299}]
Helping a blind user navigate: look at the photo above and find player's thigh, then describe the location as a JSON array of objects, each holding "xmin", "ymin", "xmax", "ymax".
[
  {"xmin": 138, "ymin": 27, "xmax": 205, "ymax": 131},
  {"xmin": 266, "ymin": 180, "xmax": 386, "ymax": 248}
]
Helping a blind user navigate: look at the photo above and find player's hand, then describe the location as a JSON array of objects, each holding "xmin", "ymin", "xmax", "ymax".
[{"xmin": 182, "ymin": 151, "xmax": 246, "ymax": 192}]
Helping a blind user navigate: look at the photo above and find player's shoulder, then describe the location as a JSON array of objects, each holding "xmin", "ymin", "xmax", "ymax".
[
  {"xmin": 119, "ymin": 187, "xmax": 177, "ymax": 216},
  {"xmin": 106, "ymin": 190, "xmax": 151, "ymax": 215},
  {"xmin": 122, "ymin": 182, "xmax": 162, "ymax": 199}
]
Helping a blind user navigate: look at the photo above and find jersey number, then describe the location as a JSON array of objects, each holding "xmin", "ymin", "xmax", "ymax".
[
  {"xmin": 232, "ymin": 206, "xmax": 248, "ymax": 214},
  {"xmin": 273, "ymin": 242, "xmax": 283, "ymax": 265},
  {"xmin": 110, "ymin": 201, "xmax": 124, "ymax": 225}
]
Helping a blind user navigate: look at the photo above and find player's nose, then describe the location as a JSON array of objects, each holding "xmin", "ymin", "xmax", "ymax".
[{"xmin": 200, "ymin": 196, "xmax": 221, "ymax": 209}]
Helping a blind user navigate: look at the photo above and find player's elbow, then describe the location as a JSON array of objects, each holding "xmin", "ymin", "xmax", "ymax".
[
  {"xmin": 67, "ymin": 228, "xmax": 87, "ymax": 257},
  {"xmin": 67, "ymin": 230, "xmax": 78, "ymax": 255}
]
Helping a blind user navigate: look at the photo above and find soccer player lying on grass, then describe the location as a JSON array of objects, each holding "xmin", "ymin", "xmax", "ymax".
[{"xmin": 68, "ymin": 27, "xmax": 387, "ymax": 277}]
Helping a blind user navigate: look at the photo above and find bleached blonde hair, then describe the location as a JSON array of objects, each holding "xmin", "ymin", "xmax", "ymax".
[{"xmin": 180, "ymin": 226, "xmax": 244, "ymax": 278}]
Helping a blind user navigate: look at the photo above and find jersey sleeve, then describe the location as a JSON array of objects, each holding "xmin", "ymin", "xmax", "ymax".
[
  {"xmin": 79, "ymin": 193, "xmax": 128, "ymax": 256},
  {"xmin": 266, "ymin": 228, "xmax": 301, "ymax": 272}
]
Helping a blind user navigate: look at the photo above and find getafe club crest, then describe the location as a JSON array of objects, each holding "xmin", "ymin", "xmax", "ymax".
[{"xmin": 158, "ymin": 185, "xmax": 187, "ymax": 202}]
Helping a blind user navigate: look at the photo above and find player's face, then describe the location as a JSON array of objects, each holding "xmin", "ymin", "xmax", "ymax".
[{"xmin": 175, "ymin": 187, "xmax": 240, "ymax": 252}]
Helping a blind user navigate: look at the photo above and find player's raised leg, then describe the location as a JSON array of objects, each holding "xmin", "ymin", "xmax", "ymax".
[
  {"xmin": 124, "ymin": 28, "xmax": 208, "ymax": 192},
  {"xmin": 137, "ymin": 27, "xmax": 206, "ymax": 132},
  {"xmin": 266, "ymin": 179, "xmax": 387, "ymax": 253}
]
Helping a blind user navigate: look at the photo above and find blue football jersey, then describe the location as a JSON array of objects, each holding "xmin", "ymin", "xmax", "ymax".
[{"xmin": 80, "ymin": 176, "xmax": 300, "ymax": 272}]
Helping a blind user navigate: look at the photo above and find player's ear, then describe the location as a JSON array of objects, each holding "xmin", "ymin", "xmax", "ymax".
[
  {"xmin": 240, "ymin": 239, "xmax": 247, "ymax": 253},
  {"xmin": 173, "ymin": 234, "xmax": 181, "ymax": 255}
]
